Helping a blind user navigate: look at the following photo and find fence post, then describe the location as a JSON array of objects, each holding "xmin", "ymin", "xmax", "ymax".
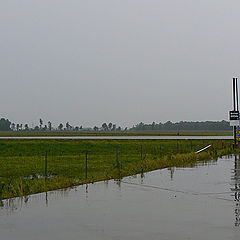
[
  {"xmin": 190, "ymin": 140, "xmax": 193, "ymax": 151},
  {"xmin": 141, "ymin": 145, "xmax": 143, "ymax": 161},
  {"xmin": 45, "ymin": 152, "xmax": 48, "ymax": 180},
  {"xmin": 177, "ymin": 141, "xmax": 179, "ymax": 153},
  {"xmin": 85, "ymin": 150, "xmax": 88, "ymax": 179},
  {"xmin": 116, "ymin": 148, "xmax": 119, "ymax": 168}
]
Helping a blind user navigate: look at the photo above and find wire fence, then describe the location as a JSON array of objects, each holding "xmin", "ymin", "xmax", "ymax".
[{"xmin": 0, "ymin": 140, "xmax": 233, "ymax": 180}]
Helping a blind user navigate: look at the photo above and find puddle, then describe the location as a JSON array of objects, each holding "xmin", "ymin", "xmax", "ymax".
[{"xmin": 0, "ymin": 155, "xmax": 240, "ymax": 239}]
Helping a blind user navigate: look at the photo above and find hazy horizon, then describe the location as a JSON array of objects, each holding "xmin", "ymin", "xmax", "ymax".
[{"xmin": 1, "ymin": 1, "xmax": 239, "ymax": 128}]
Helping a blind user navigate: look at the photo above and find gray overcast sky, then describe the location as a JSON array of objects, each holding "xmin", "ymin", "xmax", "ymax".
[{"xmin": 0, "ymin": 0, "xmax": 239, "ymax": 128}]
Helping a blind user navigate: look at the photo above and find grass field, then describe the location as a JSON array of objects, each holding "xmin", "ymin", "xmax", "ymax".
[
  {"xmin": 0, "ymin": 130, "xmax": 232, "ymax": 137},
  {"xmin": 0, "ymin": 139, "xmax": 235, "ymax": 200}
]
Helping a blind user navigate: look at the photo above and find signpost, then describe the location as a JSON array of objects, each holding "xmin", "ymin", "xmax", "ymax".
[
  {"xmin": 230, "ymin": 78, "xmax": 240, "ymax": 148},
  {"xmin": 229, "ymin": 111, "xmax": 240, "ymax": 121}
]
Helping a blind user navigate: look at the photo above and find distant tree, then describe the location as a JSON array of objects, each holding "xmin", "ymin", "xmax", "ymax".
[
  {"xmin": 124, "ymin": 127, "xmax": 128, "ymax": 131},
  {"xmin": 93, "ymin": 126, "xmax": 98, "ymax": 131},
  {"xmin": 130, "ymin": 120, "xmax": 232, "ymax": 131},
  {"xmin": 48, "ymin": 121, "xmax": 52, "ymax": 131},
  {"xmin": 102, "ymin": 123, "xmax": 108, "ymax": 131},
  {"xmin": 39, "ymin": 119, "xmax": 43, "ymax": 130},
  {"xmin": 16, "ymin": 124, "xmax": 20, "ymax": 131},
  {"xmin": 11, "ymin": 123, "xmax": 15, "ymax": 131},
  {"xmin": 34, "ymin": 126, "xmax": 40, "ymax": 131},
  {"xmin": 117, "ymin": 126, "xmax": 121, "ymax": 131},
  {"xmin": 74, "ymin": 126, "xmax": 80, "ymax": 131},
  {"xmin": 112, "ymin": 124, "xmax": 116, "ymax": 131},
  {"xmin": 0, "ymin": 118, "xmax": 11, "ymax": 131},
  {"xmin": 80, "ymin": 126, "xmax": 83, "ymax": 130},
  {"xmin": 108, "ymin": 122, "xmax": 113, "ymax": 131},
  {"xmin": 24, "ymin": 124, "xmax": 29, "ymax": 131},
  {"xmin": 43, "ymin": 125, "xmax": 47, "ymax": 131},
  {"xmin": 20, "ymin": 124, "xmax": 23, "ymax": 131},
  {"xmin": 66, "ymin": 122, "xmax": 70, "ymax": 131},
  {"xmin": 58, "ymin": 123, "xmax": 63, "ymax": 131}
]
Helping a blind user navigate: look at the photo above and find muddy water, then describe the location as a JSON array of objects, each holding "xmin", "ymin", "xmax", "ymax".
[{"xmin": 0, "ymin": 155, "xmax": 240, "ymax": 240}]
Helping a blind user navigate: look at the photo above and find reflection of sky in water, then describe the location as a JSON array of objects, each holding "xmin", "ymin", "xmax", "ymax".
[{"xmin": 0, "ymin": 155, "xmax": 240, "ymax": 240}]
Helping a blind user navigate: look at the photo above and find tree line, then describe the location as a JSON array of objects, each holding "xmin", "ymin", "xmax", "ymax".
[
  {"xmin": 0, "ymin": 117, "xmax": 232, "ymax": 132},
  {"xmin": 0, "ymin": 118, "xmax": 125, "ymax": 132},
  {"xmin": 130, "ymin": 120, "xmax": 232, "ymax": 131}
]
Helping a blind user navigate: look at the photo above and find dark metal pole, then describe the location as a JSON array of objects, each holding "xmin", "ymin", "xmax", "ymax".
[
  {"xmin": 234, "ymin": 125, "xmax": 237, "ymax": 148},
  {"xmin": 233, "ymin": 78, "xmax": 236, "ymax": 111},
  {"xmin": 236, "ymin": 78, "xmax": 239, "ymax": 111},
  {"xmin": 236, "ymin": 78, "xmax": 239, "ymax": 148},
  {"xmin": 233, "ymin": 78, "xmax": 237, "ymax": 147}
]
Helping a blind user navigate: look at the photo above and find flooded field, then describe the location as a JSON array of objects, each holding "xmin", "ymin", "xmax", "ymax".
[{"xmin": 0, "ymin": 155, "xmax": 240, "ymax": 239}]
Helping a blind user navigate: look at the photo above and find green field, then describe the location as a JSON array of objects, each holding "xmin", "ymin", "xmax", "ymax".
[
  {"xmin": 0, "ymin": 139, "xmax": 235, "ymax": 200},
  {"xmin": 0, "ymin": 130, "xmax": 232, "ymax": 137}
]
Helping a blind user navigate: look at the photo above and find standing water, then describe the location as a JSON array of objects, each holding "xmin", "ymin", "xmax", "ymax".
[{"xmin": 0, "ymin": 155, "xmax": 240, "ymax": 240}]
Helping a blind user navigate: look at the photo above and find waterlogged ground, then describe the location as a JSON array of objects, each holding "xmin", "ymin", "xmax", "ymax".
[{"xmin": 0, "ymin": 155, "xmax": 240, "ymax": 240}]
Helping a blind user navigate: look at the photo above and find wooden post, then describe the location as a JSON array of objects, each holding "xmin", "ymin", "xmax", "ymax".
[
  {"xmin": 116, "ymin": 148, "xmax": 119, "ymax": 168},
  {"xmin": 45, "ymin": 152, "xmax": 48, "ymax": 180},
  {"xmin": 140, "ymin": 145, "xmax": 143, "ymax": 161},
  {"xmin": 85, "ymin": 150, "xmax": 88, "ymax": 179}
]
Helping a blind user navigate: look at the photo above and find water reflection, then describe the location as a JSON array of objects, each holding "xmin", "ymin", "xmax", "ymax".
[
  {"xmin": 0, "ymin": 156, "xmax": 236, "ymax": 219},
  {"xmin": 0, "ymin": 157, "xmax": 223, "ymax": 214},
  {"xmin": 2, "ymin": 155, "xmax": 240, "ymax": 239},
  {"xmin": 168, "ymin": 167, "xmax": 175, "ymax": 180},
  {"xmin": 231, "ymin": 155, "xmax": 240, "ymax": 226},
  {"xmin": 0, "ymin": 188, "xmax": 72, "ymax": 214},
  {"xmin": 45, "ymin": 192, "xmax": 48, "ymax": 207}
]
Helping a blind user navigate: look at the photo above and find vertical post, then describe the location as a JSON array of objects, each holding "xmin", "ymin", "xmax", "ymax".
[
  {"xmin": 233, "ymin": 78, "xmax": 236, "ymax": 111},
  {"xmin": 177, "ymin": 141, "xmax": 179, "ymax": 153},
  {"xmin": 85, "ymin": 150, "xmax": 88, "ymax": 179},
  {"xmin": 236, "ymin": 78, "xmax": 239, "ymax": 148},
  {"xmin": 236, "ymin": 78, "xmax": 239, "ymax": 112},
  {"xmin": 190, "ymin": 140, "xmax": 193, "ymax": 151},
  {"xmin": 140, "ymin": 145, "xmax": 143, "ymax": 161},
  {"xmin": 233, "ymin": 78, "xmax": 237, "ymax": 147},
  {"xmin": 45, "ymin": 152, "xmax": 48, "ymax": 180},
  {"xmin": 116, "ymin": 148, "xmax": 119, "ymax": 168}
]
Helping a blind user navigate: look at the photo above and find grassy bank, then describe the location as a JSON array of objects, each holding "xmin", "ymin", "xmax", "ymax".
[{"xmin": 0, "ymin": 139, "xmax": 236, "ymax": 199}]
